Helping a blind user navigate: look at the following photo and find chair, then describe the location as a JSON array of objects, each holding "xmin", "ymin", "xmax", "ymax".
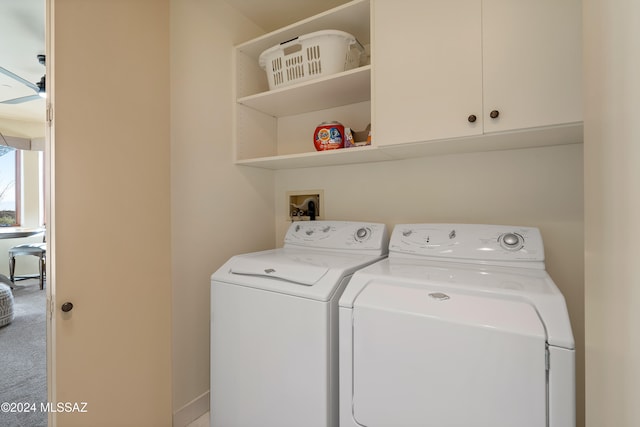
[{"xmin": 8, "ymin": 238, "xmax": 46, "ymax": 290}]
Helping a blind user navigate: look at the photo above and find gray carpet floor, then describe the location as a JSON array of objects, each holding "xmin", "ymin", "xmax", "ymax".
[{"xmin": 0, "ymin": 279, "xmax": 47, "ymax": 427}]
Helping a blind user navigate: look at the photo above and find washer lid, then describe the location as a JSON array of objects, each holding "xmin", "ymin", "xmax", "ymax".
[
  {"xmin": 212, "ymin": 248, "xmax": 386, "ymax": 301},
  {"xmin": 229, "ymin": 256, "xmax": 328, "ymax": 286},
  {"xmin": 351, "ymin": 281, "xmax": 548, "ymax": 427}
]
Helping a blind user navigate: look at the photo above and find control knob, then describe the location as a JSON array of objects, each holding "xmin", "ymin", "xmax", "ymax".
[
  {"xmin": 355, "ymin": 227, "xmax": 370, "ymax": 242},
  {"xmin": 499, "ymin": 232, "xmax": 524, "ymax": 251}
]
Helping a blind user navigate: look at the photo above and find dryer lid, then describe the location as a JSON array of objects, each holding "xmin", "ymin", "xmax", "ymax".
[
  {"xmin": 339, "ymin": 257, "xmax": 575, "ymax": 349},
  {"xmin": 353, "ymin": 280, "xmax": 547, "ymax": 339}
]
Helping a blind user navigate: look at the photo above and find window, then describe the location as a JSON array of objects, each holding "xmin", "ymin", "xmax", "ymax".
[{"xmin": 0, "ymin": 145, "xmax": 20, "ymax": 226}]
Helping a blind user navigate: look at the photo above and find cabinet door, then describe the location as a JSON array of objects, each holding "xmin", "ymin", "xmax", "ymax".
[
  {"xmin": 482, "ymin": 0, "xmax": 582, "ymax": 133},
  {"xmin": 373, "ymin": 0, "xmax": 483, "ymax": 146}
]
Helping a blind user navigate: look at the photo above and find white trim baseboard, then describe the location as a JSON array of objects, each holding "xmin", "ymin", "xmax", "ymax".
[{"xmin": 173, "ymin": 390, "xmax": 209, "ymax": 427}]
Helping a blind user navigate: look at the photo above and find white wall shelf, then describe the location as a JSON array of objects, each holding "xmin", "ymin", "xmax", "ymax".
[
  {"xmin": 236, "ymin": 144, "xmax": 391, "ymax": 169},
  {"xmin": 238, "ymin": 66, "xmax": 371, "ymax": 117},
  {"xmin": 236, "ymin": 122, "xmax": 583, "ymax": 170}
]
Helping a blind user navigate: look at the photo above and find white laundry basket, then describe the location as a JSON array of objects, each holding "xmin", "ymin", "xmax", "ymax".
[{"xmin": 258, "ymin": 30, "xmax": 363, "ymax": 90}]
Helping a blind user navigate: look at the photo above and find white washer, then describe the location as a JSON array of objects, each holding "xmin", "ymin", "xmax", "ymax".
[
  {"xmin": 339, "ymin": 224, "xmax": 575, "ymax": 427},
  {"xmin": 211, "ymin": 220, "xmax": 388, "ymax": 427}
]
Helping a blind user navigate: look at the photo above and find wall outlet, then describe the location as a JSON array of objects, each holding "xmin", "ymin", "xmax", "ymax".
[{"xmin": 287, "ymin": 190, "xmax": 323, "ymax": 221}]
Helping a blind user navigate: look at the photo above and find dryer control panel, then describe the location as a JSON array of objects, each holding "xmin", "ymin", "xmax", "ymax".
[
  {"xmin": 284, "ymin": 221, "xmax": 388, "ymax": 254},
  {"xmin": 389, "ymin": 224, "xmax": 544, "ymax": 264}
]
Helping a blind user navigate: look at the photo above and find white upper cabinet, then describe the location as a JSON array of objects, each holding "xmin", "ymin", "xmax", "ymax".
[
  {"xmin": 373, "ymin": 0, "xmax": 582, "ymax": 147},
  {"xmin": 232, "ymin": 0, "xmax": 582, "ymax": 169}
]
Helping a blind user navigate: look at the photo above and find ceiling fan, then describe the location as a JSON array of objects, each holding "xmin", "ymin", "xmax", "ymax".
[{"xmin": 0, "ymin": 54, "xmax": 46, "ymax": 104}]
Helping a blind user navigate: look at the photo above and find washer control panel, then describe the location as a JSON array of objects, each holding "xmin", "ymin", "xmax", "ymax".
[
  {"xmin": 284, "ymin": 221, "xmax": 388, "ymax": 254},
  {"xmin": 390, "ymin": 224, "xmax": 544, "ymax": 263}
]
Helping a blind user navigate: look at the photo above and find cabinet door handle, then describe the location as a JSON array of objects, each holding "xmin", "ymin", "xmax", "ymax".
[
  {"xmin": 490, "ymin": 110, "xmax": 500, "ymax": 119},
  {"xmin": 468, "ymin": 115, "xmax": 477, "ymax": 123}
]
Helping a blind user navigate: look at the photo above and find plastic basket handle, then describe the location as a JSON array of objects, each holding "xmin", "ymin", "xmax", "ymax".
[
  {"xmin": 276, "ymin": 36, "xmax": 302, "ymax": 56},
  {"xmin": 282, "ymin": 43, "xmax": 302, "ymax": 56},
  {"xmin": 350, "ymin": 38, "xmax": 365, "ymax": 53},
  {"xmin": 280, "ymin": 36, "xmax": 299, "ymax": 45}
]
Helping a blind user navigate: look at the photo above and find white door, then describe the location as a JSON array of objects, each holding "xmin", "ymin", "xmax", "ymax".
[
  {"xmin": 373, "ymin": 0, "xmax": 483, "ymax": 146},
  {"xmin": 482, "ymin": 0, "xmax": 582, "ymax": 132},
  {"xmin": 47, "ymin": 0, "xmax": 172, "ymax": 425}
]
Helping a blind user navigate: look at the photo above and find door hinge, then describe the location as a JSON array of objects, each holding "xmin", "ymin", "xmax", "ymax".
[
  {"xmin": 46, "ymin": 105, "xmax": 53, "ymax": 123},
  {"xmin": 49, "ymin": 298, "xmax": 55, "ymax": 321},
  {"xmin": 545, "ymin": 346, "xmax": 550, "ymax": 371}
]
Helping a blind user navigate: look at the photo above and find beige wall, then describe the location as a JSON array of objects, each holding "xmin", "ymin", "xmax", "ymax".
[
  {"xmin": 50, "ymin": 0, "xmax": 172, "ymax": 425},
  {"xmin": 45, "ymin": 1, "xmax": 592, "ymax": 426},
  {"xmin": 584, "ymin": 0, "xmax": 640, "ymax": 426},
  {"xmin": 276, "ymin": 143, "xmax": 585, "ymax": 426},
  {"xmin": 170, "ymin": 0, "xmax": 275, "ymax": 422}
]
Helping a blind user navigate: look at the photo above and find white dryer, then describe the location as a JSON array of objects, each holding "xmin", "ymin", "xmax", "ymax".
[
  {"xmin": 211, "ymin": 220, "xmax": 388, "ymax": 427},
  {"xmin": 339, "ymin": 224, "xmax": 575, "ymax": 427}
]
